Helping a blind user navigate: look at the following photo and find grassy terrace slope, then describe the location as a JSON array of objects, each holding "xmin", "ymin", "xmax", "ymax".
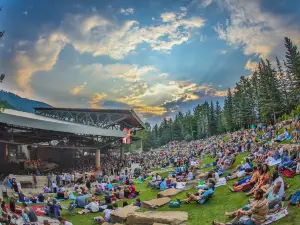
[{"xmin": 59, "ymin": 152, "xmax": 300, "ymax": 225}]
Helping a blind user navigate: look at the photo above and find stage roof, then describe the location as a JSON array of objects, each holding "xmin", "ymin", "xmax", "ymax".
[
  {"xmin": 34, "ymin": 107, "xmax": 146, "ymax": 129},
  {"xmin": 0, "ymin": 109, "xmax": 126, "ymax": 138}
]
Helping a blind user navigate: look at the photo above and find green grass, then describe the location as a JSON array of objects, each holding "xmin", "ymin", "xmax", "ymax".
[
  {"xmin": 58, "ymin": 152, "xmax": 300, "ymax": 225},
  {"xmin": 12, "ymin": 152, "xmax": 300, "ymax": 225}
]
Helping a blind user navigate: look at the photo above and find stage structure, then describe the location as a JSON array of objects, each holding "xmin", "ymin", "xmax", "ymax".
[{"xmin": 0, "ymin": 108, "xmax": 145, "ymax": 173}]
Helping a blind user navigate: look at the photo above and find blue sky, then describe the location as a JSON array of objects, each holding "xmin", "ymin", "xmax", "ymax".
[{"xmin": 1, "ymin": 0, "xmax": 300, "ymax": 124}]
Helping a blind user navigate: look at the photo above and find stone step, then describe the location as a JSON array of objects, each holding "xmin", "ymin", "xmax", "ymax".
[
  {"xmin": 111, "ymin": 205, "xmax": 139, "ymax": 223},
  {"xmin": 142, "ymin": 197, "xmax": 171, "ymax": 209},
  {"xmin": 157, "ymin": 188, "xmax": 181, "ymax": 198},
  {"xmin": 127, "ymin": 211, "xmax": 188, "ymax": 225}
]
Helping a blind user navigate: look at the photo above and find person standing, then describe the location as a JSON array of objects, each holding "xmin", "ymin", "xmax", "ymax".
[
  {"xmin": 33, "ymin": 173, "xmax": 37, "ymax": 188},
  {"xmin": 47, "ymin": 173, "xmax": 52, "ymax": 188},
  {"xmin": 61, "ymin": 174, "xmax": 65, "ymax": 186},
  {"xmin": 56, "ymin": 174, "xmax": 61, "ymax": 186},
  {"xmin": 71, "ymin": 173, "xmax": 75, "ymax": 185}
]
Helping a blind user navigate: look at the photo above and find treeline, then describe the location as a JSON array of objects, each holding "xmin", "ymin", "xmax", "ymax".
[{"xmin": 135, "ymin": 37, "xmax": 300, "ymax": 150}]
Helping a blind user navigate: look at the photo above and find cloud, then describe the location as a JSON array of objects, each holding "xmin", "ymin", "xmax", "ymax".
[
  {"xmin": 214, "ymin": 0, "xmax": 300, "ymax": 58},
  {"xmin": 133, "ymin": 106, "xmax": 168, "ymax": 116},
  {"xmin": 245, "ymin": 59, "xmax": 258, "ymax": 72},
  {"xmin": 158, "ymin": 73, "xmax": 169, "ymax": 78},
  {"xmin": 76, "ymin": 63, "xmax": 157, "ymax": 82},
  {"xmin": 71, "ymin": 82, "xmax": 87, "ymax": 95},
  {"xmin": 61, "ymin": 11, "xmax": 204, "ymax": 58},
  {"xmin": 120, "ymin": 8, "xmax": 134, "ymax": 15},
  {"xmin": 115, "ymin": 80, "xmax": 225, "ymax": 116},
  {"xmin": 161, "ymin": 12, "xmax": 178, "ymax": 22},
  {"xmin": 88, "ymin": 92, "xmax": 107, "ymax": 108},
  {"xmin": 12, "ymin": 10, "xmax": 205, "ymax": 93},
  {"xmin": 104, "ymin": 64, "xmax": 156, "ymax": 82},
  {"xmin": 220, "ymin": 50, "xmax": 228, "ymax": 55},
  {"xmin": 201, "ymin": 0, "xmax": 213, "ymax": 8},
  {"xmin": 214, "ymin": 90, "xmax": 227, "ymax": 96},
  {"xmin": 23, "ymin": 11, "xmax": 28, "ymax": 16},
  {"xmin": 14, "ymin": 33, "xmax": 67, "ymax": 94}
]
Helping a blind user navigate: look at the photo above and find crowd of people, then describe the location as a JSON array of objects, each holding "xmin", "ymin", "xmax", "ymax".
[{"xmin": 1, "ymin": 117, "xmax": 300, "ymax": 225}]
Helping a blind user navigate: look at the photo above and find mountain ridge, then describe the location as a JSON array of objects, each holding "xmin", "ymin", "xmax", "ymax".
[{"xmin": 0, "ymin": 90, "xmax": 52, "ymax": 113}]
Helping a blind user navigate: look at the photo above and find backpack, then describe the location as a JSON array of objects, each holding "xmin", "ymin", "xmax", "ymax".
[
  {"xmin": 168, "ymin": 201, "xmax": 181, "ymax": 208},
  {"xmin": 290, "ymin": 190, "xmax": 300, "ymax": 206}
]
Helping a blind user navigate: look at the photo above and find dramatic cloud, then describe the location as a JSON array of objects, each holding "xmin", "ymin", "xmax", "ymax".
[
  {"xmin": 245, "ymin": 59, "xmax": 258, "ymax": 72},
  {"xmin": 104, "ymin": 64, "xmax": 156, "ymax": 82},
  {"xmin": 116, "ymin": 80, "xmax": 225, "ymax": 116},
  {"xmin": 88, "ymin": 92, "xmax": 107, "ymax": 108},
  {"xmin": 14, "ymin": 33, "xmax": 67, "ymax": 94},
  {"xmin": 76, "ymin": 63, "xmax": 157, "ymax": 82},
  {"xmin": 133, "ymin": 106, "xmax": 168, "ymax": 116},
  {"xmin": 214, "ymin": 0, "xmax": 300, "ymax": 58},
  {"xmin": 120, "ymin": 8, "xmax": 134, "ymax": 15},
  {"xmin": 71, "ymin": 82, "xmax": 87, "ymax": 95},
  {"xmin": 58, "ymin": 11, "xmax": 204, "ymax": 59},
  {"xmin": 13, "ymin": 10, "xmax": 204, "ymax": 93}
]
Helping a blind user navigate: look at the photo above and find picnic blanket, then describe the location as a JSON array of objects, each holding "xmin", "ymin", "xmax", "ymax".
[
  {"xmin": 240, "ymin": 207, "xmax": 288, "ymax": 225},
  {"xmin": 264, "ymin": 207, "xmax": 288, "ymax": 224},
  {"xmin": 280, "ymin": 169, "xmax": 296, "ymax": 178},
  {"xmin": 215, "ymin": 177, "xmax": 227, "ymax": 188},
  {"xmin": 5, "ymin": 204, "xmax": 45, "ymax": 216},
  {"xmin": 176, "ymin": 182, "xmax": 189, "ymax": 190},
  {"xmin": 266, "ymin": 158, "xmax": 281, "ymax": 166}
]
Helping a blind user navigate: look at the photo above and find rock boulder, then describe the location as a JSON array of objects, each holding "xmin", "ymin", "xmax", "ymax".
[
  {"xmin": 157, "ymin": 188, "xmax": 181, "ymax": 198},
  {"xmin": 111, "ymin": 205, "xmax": 139, "ymax": 223},
  {"xmin": 127, "ymin": 211, "xmax": 188, "ymax": 225},
  {"xmin": 142, "ymin": 197, "xmax": 171, "ymax": 209}
]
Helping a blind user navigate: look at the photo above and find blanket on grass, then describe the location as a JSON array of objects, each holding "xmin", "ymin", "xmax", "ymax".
[
  {"xmin": 240, "ymin": 207, "xmax": 288, "ymax": 225},
  {"xmin": 5, "ymin": 204, "xmax": 46, "ymax": 216},
  {"xmin": 215, "ymin": 177, "xmax": 227, "ymax": 188},
  {"xmin": 176, "ymin": 182, "xmax": 189, "ymax": 190}
]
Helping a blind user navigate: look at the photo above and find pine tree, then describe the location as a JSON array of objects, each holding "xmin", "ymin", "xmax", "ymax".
[
  {"xmin": 284, "ymin": 37, "xmax": 300, "ymax": 104},
  {"xmin": 224, "ymin": 88, "xmax": 234, "ymax": 131},
  {"xmin": 276, "ymin": 57, "xmax": 292, "ymax": 112},
  {"xmin": 215, "ymin": 101, "xmax": 223, "ymax": 134}
]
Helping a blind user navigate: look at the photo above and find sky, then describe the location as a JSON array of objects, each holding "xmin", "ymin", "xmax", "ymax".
[{"xmin": 0, "ymin": 0, "xmax": 300, "ymax": 125}]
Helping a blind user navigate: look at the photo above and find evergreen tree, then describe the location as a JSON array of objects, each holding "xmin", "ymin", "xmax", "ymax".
[{"xmin": 284, "ymin": 37, "xmax": 300, "ymax": 104}]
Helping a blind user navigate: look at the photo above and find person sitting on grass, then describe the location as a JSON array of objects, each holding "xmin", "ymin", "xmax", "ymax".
[
  {"xmin": 18, "ymin": 190, "xmax": 25, "ymax": 203},
  {"xmin": 177, "ymin": 183, "xmax": 214, "ymax": 204},
  {"xmin": 0, "ymin": 198, "xmax": 11, "ymax": 225},
  {"xmin": 133, "ymin": 198, "xmax": 142, "ymax": 207},
  {"xmin": 37, "ymin": 192, "xmax": 45, "ymax": 203},
  {"xmin": 85, "ymin": 200, "xmax": 99, "ymax": 213},
  {"xmin": 264, "ymin": 183, "xmax": 282, "ymax": 212},
  {"xmin": 213, "ymin": 189, "xmax": 268, "ymax": 225},
  {"xmin": 159, "ymin": 178, "xmax": 168, "ymax": 191},
  {"xmin": 246, "ymin": 164, "xmax": 270, "ymax": 196},
  {"xmin": 104, "ymin": 191, "xmax": 112, "ymax": 205},
  {"xmin": 230, "ymin": 166, "xmax": 260, "ymax": 192},
  {"xmin": 166, "ymin": 175, "xmax": 177, "ymax": 188},
  {"xmin": 261, "ymin": 171, "xmax": 284, "ymax": 200},
  {"xmin": 95, "ymin": 185, "xmax": 103, "ymax": 196},
  {"xmin": 94, "ymin": 205, "xmax": 114, "ymax": 224},
  {"xmin": 23, "ymin": 203, "xmax": 38, "ymax": 223},
  {"xmin": 22, "ymin": 208, "xmax": 30, "ymax": 225}
]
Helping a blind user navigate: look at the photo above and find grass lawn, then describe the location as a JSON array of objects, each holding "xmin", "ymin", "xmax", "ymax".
[{"xmin": 56, "ymin": 153, "xmax": 300, "ymax": 225}]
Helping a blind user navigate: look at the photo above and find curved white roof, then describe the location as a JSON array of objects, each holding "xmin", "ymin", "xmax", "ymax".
[{"xmin": 0, "ymin": 109, "xmax": 126, "ymax": 138}]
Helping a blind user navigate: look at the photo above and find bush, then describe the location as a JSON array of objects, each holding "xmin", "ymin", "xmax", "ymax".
[{"xmin": 184, "ymin": 134, "xmax": 193, "ymax": 142}]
